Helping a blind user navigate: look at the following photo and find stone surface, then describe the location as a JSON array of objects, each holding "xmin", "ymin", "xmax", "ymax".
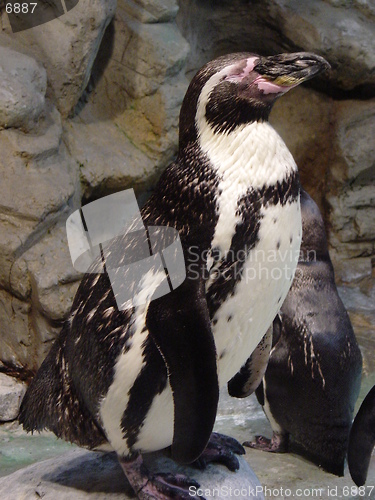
[
  {"xmin": 0, "ymin": 373, "xmax": 26, "ymax": 422},
  {"xmin": 0, "ymin": 223, "xmax": 82, "ymax": 371},
  {"xmin": 271, "ymin": 85, "xmax": 333, "ymax": 213},
  {"xmin": 176, "ymin": 0, "xmax": 268, "ymax": 78},
  {"xmin": 0, "ymin": 0, "xmax": 191, "ymax": 371},
  {"xmin": 0, "ymin": 100, "xmax": 77, "ymax": 291},
  {"xmin": 63, "ymin": 0, "xmax": 190, "ymax": 204},
  {"xmin": 2, "ymin": 0, "xmax": 117, "ymax": 117},
  {"xmin": 177, "ymin": 0, "xmax": 375, "ymax": 91},
  {"xmin": 0, "ymin": 290, "xmax": 32, "ymax": 370},
  {"xmin": 326, "ymin": 98, "xmax": 375, "ymax": 281},
  {"xmin": 333, "ymin": 98, "xmax": 375, "ymax": 182},
  {"xmin": 0, "ymin": 447, "xmax": 264, "ymax": 499},
  {"xmin": 0, "ymin": 99, "xmax": 79, "ymax": 369},
  {"xmin": 0, "ymin": 133, "xmax": 74, "ymax": 224},
  {"xmin": 117, "ymin": 74, "xmax": 188, "ymax": 163},
  {"xmin": 120, "ymin": 19, "xmax": 189, "ymax": 98},
  {"xmin": 122, "ymin": 0, "xmax": 179, "ymax": 23},
  {"xmin": 0, "ymin": 420, "xmax": 76, "ymax": 479},
  {"xmin": 264, "ymin": 0, "xmax": 375, "ymax": 90},
  {"xmin": 0, "ymin": 87, "xmax": 79, "ymax": 370},
  {"xmin": 21, "ymin": 225, "xmax": 82, "ymax": 322},
  {"xmin": 64, "ymin": 109, "xmax": 157, "ymax": 203},
  {"xmin": 0, "ymin": 46, "xmax": 47, "ymax": 131},
  {"xmin": 338, "ymin": 284, "xmax": 375, "ymax": 379}
]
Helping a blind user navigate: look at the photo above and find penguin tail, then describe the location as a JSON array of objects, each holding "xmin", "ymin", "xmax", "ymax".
[
  {"xmin": 19, "ymin": 325, "xmax": 106, "ymax": 449},
  {"xmin": 19, "ymin": 334, "xmax": 65, "ymax": 435}
]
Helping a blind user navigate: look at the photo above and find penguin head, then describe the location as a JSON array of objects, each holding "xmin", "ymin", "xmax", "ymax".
[{"xmin": 179, "ymin": 52, "xmax": 330, "ymax": 148}]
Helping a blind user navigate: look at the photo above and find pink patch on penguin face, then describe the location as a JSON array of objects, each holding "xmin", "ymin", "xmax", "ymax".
[
  {"xmin": 225, "ymin": 57, "xmax": 258, "ymax": 83},
  {"xmin": 255, "ymin": 76, "xmax": 296, "ymax": 94}
]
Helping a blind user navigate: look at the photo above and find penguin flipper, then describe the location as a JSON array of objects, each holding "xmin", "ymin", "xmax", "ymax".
[
  {"xmin": 348, "ymin": 384, "xmax": 375, "ymax": 486},
  {"xmin": 146, "ymin": 277, "xmax": 218, "ymax": 465},
  {"xmin": 227, "ymin": 327, "xmax": 272, "ymax": 398}
]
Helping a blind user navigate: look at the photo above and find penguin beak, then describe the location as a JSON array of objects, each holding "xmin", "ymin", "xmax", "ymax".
[{"xmin": 254, "ymin": 52, "xmax": 330, "ymax": 93}]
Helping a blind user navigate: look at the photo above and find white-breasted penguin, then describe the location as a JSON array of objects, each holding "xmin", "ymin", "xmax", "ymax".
[
  {"xmin": 19, "ymin": 52, "xmax": 329, "ymax": 499},
  {"xmin": 229, "ymin": 189, "xmax": 362, "ymax": 476}
]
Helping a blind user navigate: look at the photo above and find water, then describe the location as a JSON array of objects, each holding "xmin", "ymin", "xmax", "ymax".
[{"xmin": 0, "ymin": 421, "xmax": 75, "ymax": 478}]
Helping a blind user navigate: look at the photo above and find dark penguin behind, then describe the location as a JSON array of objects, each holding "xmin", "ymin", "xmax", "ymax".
[
  {"xmin": 348, "ymin": 384, "xmax": 375, "ymax": 486},
  {"xmin": 229, "ymin": 189, "xmax": 363, "ymax": 475}
]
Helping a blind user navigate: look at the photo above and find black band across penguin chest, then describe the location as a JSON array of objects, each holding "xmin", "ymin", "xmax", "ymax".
[{"xmin": 206, "ymin": 169, "xmax": 300, "ymax": 318}]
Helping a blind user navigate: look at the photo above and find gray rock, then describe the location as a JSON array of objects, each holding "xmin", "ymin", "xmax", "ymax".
[
  {"xmin": 0, "ymin": 140, "xmax": 73, "ymax": 222},
  {"xmin": 333, "ymin": 99, "xmax": 375, "ymax": 182},
  {"xmin": 65, "ymin": 107, "xmax": 158, "ymax": 200},
  {"xmin": 0, "ymin": 290, "xmax": 31, "ymax": 369},
  {"xmin": 121, "ymin": 19, "xmax": 189, "ymax": 98},
  {"xmin": 327, "ymin": 98, "xmax": 375, "ymax": 271},
  {"xmin": 116, "ymin": 74, "xmax": 187, "ymax": 163},
  {"xmin": 122, "ymin": 0, "xmax": 179, "ymax": 23},
  {"xmin": 0, "ymin": 46, "xmax": 46, "ymax": 131},
  {"xmin": 4, "ymin": 103, "xmax": 62, "ymax": 161},
  {"xmin": 0, "ymin": 448, "xmax": 264, "ymax": 499},
  {"xmin": 64, "ymin": 0, "xmax": 190, "ymax": 201},
  {"xmin": 112, "ymin": 1, "xmax": 189, "ymax": 165},
  {"xmin": 265, "ymin": 0, "xmax": 375, "ymax": 90},
  {"xmin": 8, "ymin": 0, "xmax": 117, "ymax": 117},
  {"xmin": 0, "ymin": 223, "xmax": 82, "ymax": 371},
  {"xmin": 333, "ymin": 257, "xmax": 373, "ymax": 285},
  {"xmin": 0, "ymin": 373, "xmax": 26, "ymax": 422},
  {"xmin": 271, "ymin": 85, "xmax": 333, "ymax": 212},
  {"xmin": 20, "ymin": 224, "xmax": 82, "ymax": 323},
  {"xmin": 177, "ymin": 0, "xmax": 264, "ymax": 77},
  {"xmin": 0, "ymin": 98, "xmax": 80, "ymax": 370},
  {"xmin": 0, "ymin": 102, "xmax": 77, "ymax": 295}
]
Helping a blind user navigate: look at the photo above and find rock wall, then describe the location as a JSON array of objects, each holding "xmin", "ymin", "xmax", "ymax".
[
  {"xmin": 0, "ymin": 0, "xmax": 373, "ymax": 375},
  {"xmin": 0, "ymin": 0, "xmax": 189, "ymax": 373}
]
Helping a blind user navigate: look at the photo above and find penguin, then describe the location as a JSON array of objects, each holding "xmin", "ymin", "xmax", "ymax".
[
  {"xmin": 348, "ymin": 384, "xmax": 375, "ymax": 486},
  {"xmin": 19, "ymin": 53, "xmax": 329, "ymax": 499},
  {"xmin": 229, "ymin": 189, "xmax": 363, "ymax": 476}
]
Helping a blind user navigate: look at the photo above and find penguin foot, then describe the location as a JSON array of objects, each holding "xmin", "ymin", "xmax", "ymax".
[
  {"xmin": 118, "ymin": 453, "xmax": 204, "ymax": 499},
  {"xmin": 243, "ymin": 432, "xmax": 288, "ymax": 453},
  {"xmin": 193, "ymin": 432, "xmax": 245, "ymax": 472}
]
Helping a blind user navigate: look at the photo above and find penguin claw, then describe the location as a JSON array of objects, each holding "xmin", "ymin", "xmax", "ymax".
[
  {"xmin": 243, "ymin": 433, "xmax": 288, "ymax": 453},
  {"xmin": 118, "ymin": 453, "xmax": 204, "ymax": 500},
  {"xmin": 209, "ymin": 432, "xmax": 246, "ymax": 454},
  {"xmin": 193, "ymin": 432, "xmax": 245, "ymax": 472},
  {"xmin": 139, "ymin": 472, "xmax": 204, "ymax": 500}
]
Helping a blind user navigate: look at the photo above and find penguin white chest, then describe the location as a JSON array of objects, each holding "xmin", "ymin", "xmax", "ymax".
[
  {"xmin": 200, "ymin": 121, "xmax": 302, "ymax": 386},
  {"xmin": 212, "ymin": 199, "xmax": 302, "ymax": 386}
]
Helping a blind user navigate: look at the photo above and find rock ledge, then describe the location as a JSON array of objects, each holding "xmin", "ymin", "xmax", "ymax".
[{"xmin": 0, "ymin": 447, "xmax": 264, "ymax": 499}]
